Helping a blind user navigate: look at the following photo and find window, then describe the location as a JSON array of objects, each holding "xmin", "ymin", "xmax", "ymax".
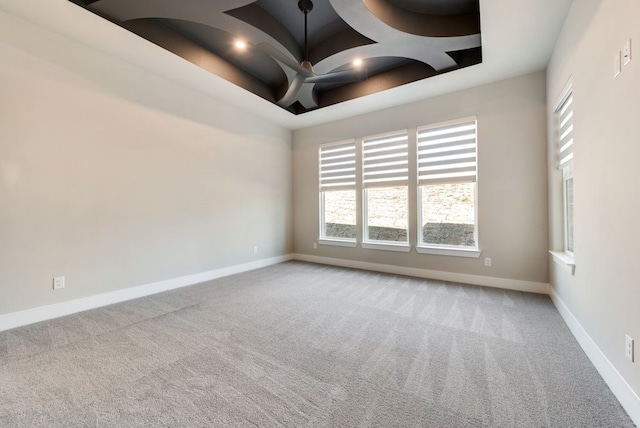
[
  {"xmin": 316, "ymin": 117, "xmax": 481, "ymax": 257},
  {"xmin": 362, "ymin": 131, "xmax": 410, "ymax": 250},
  {"xmin": 319, "ymin": 141, "xmax": 357, "ymax": 245},
  {"xmin": 563, "ymin": 165, "xmax": 574, "ymax": 252},
  {"xmin": 557, "ymin": 89, "xmax": 574, "ymax": 254},
  {"xmin": 550, "ymin": 85, "xmax": 575, "ymax": 274},
  {"xmin": 416, "ymin": 118, "xmax": 479, "ymax": 255}
]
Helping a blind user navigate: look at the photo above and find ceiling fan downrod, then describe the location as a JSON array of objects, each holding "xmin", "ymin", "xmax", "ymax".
[{"xmin": 298, "ymin": 0, "xmax": 314, "ymax": 71}]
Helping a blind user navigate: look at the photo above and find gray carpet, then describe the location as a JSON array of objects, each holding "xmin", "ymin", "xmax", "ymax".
[{"xmin": 0, "ymin": 261, "xmax": 634, "ymax": 427}]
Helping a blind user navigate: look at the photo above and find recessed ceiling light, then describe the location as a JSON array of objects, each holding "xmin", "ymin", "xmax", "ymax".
[
  {"xmin": 353, "ymin": 58, "xmax": 363, "ymax": 67},
  {"xmin": 235, "ymin": 40, "xmax": 247, "ymax": 50}
]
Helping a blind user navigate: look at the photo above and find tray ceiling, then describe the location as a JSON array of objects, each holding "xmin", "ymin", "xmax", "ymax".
[{"xmin": 70, "ymin": 0, "xmax": 482, "ymax": 115}]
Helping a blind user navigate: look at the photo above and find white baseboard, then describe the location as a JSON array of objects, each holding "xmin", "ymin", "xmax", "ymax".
[
  {"xmin": 550, "ymin": 288, "xmax": 640, "ymax": 425},
  {"xmin": 292, "ymin": 253, "xmax": 550, "ymax": 294},
  {"xmin": 0, "ymin": 254, "xmax": 293, "ymax": 333}
]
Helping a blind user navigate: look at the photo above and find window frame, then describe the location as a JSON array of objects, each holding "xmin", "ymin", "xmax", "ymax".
[
  {"xmin": 360, "ymin": 129, "xmax": 411, "ymax": 251},
  {"xmin": 415, "ymin": 117, "xmax": 480, "ymax": 258},
  {"xmin": 361, "ymin": 186, "xmax": 411, "ymax": 252},
  {"xmin": 416, "ymin": 182, "xmax": 480, "ymax": 257},
  {"xmin": 318, "ymin": 140, "xmax": 358, "ymax": 247},
  {"xmin": 315, "ymin": 117, "xmax": 485, "ymax": 257},
  {"xmin": 556, "ymin": 85, "xmax": 574, "ymax": 257},
  {"xmin": 550, "ymin": 81, "xmax": 576, "ymax": 274},
  {"xmin": 562, "ymin": 164, "xmax": 574, "ymax": 255}
]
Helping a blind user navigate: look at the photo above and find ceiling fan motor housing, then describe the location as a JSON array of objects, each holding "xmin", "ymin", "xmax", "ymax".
[
  {"xmin": 298, "ymin": 0, "xmax": 313, "ymax": 14},
  {"xmin": 301, "ymin": 60, "xmax": 315, "ymax": 74}
]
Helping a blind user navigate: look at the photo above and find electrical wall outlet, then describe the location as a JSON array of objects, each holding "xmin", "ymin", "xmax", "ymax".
[
  {"xmin": 623, "ymin": 39, "xmax": 632, "ymax": 65},
  {"xmin": 484, "ymin": 257, "xmax": 492, "ymax": 267},
  {"xmin": 53, "ymin": 276, "xmax": 65, "ymax": 290},
  {"xmin": 625, "ymin": 335, "xmax": 634, "ymax": 362},
  {"xmin": 313, "ymin": 242, "xmax": 318, "ymax": 249},
  {"xmin": 253, "ymin": 246, "xmax": 258, "ymax": 254}
]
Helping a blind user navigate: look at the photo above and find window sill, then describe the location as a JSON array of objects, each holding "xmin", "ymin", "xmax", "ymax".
[
  {"xmin": 319, "ymin": 238, "xmax": 357, "ymax": 248},
  {"xmin": 416, "ymin": 246, "xmax": 481, "ymax": 258},
  {"xmin": 549, "ymin": 251, "xmax": 576, "ymax": 275},
  {"xmin": 361, "ymin": 242, "xmax": 411, "ymax": 252}
]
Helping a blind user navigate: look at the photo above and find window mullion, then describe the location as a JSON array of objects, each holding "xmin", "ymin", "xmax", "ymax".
[
  {"xmin": 407, "ymin": 127, "xmax": 418, "ymax": 249},
  {"xmin": 355, "ymin": 137, "xmax": 364, "ymax": 244}
]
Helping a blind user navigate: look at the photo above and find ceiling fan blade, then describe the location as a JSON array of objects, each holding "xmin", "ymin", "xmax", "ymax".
[
  {"xmin": 254, "ymin": 43, "xmax": 314, "ymax": 78},
  {"xmin": 305, "ymin": 68, "xmax": 367, "ymax": 84},
  {"xmin": 277, "ymin": 73, "xmax": 307, "ymax": 107}
]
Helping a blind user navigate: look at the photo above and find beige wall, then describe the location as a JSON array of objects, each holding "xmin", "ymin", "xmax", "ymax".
[
  {"xmin": 0, "ymin": 12, "xmax": 292, "ymax": 316},
  {"xmin": 293, "ymin": 72, "xmax": 549, "ymax": 284},
  {"xmin": 547, "ymin": 0, "xmax": 640, "ymax": 401}
]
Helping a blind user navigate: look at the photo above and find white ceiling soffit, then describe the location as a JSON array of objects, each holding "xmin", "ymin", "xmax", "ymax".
[{"xmin": 0, "ymin": 0, "xmax": 573, "ymax": 130}]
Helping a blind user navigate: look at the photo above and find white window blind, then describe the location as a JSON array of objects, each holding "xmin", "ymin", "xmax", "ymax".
[
  {"xmin": 417, "ymin": 118, "xmax": 477, "ymax": 184},
  {"xmin": 557, "ymin": 92, "xmax": 574, "ymax": 169},
  {"xmin": 319, "ymin": 141, "xmax": 356, "ymax": 191},
  {"xmin": 362, "ymin": 131, "xmax": 408, "ymax": 187}
]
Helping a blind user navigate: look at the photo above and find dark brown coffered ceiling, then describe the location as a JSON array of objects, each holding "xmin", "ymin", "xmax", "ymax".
[{"xmin": 70, "ymin": 0, "xmax": 482, "ymax": 115}]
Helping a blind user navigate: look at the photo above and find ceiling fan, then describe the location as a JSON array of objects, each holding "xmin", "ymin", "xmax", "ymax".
[{"xmin": 255, "ymin": 0, "xmax": 367, "ymax": 107}]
